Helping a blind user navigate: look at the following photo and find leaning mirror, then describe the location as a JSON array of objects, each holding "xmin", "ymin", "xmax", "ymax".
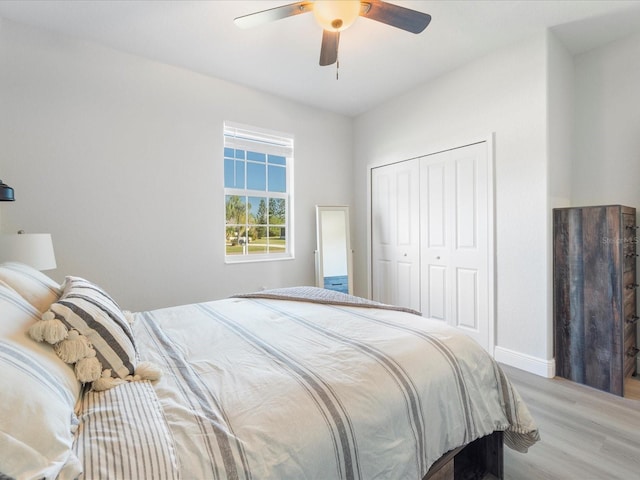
[{"xmin": 315, "ymin": 205, "xmax": 353, "ymax": 295}]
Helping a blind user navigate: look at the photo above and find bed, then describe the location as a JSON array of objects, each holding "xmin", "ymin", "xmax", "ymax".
[{"xmin": 0, "ymin": 262, "xmax": 539, "ymax": 480}]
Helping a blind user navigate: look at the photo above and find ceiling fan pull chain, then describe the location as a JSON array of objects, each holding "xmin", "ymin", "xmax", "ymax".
[{"xmin": 336, "ymin": 59, "xmax": 339, "ymax": 80}]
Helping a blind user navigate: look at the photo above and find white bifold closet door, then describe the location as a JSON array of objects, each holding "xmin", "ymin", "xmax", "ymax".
[
  {"xmin": 371, "ymin": 141, "xmax": 491, "ymax": 352},
  {"xmin": 370, "ymin": 159, "xmax": 421, "ymax": 312},
  {"xmin": 419, "ymin": 142, "xmax": 490, "ymax": 351}
]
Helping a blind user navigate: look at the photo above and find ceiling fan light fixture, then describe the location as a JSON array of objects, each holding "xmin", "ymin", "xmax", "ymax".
[{"xmin": 313, "ymin": 0, "xmax": 360, "ymax": 32}]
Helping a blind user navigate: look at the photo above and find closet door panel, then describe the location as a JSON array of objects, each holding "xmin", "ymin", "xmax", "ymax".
[
  {"xmin": 371, "ymin": 168, "xmax": 394, "ymax": 306},
  {"xmin": 372, "ymin": 259, "xmax": 393, "ymax": 305},
  {"xmin": 426, "ymin": 163, "xmax": 446, "ymax": 248},
  {"xmin": 428, "ymin": 265, "xmax": 447, "ymax": 321},
  {"xmin": 371, "ymin": 160, "xmax": 420, "ymax": 311},
  {"xmin": 456, "ymin": 268, "xmax": 479, "ymax": 331},
  {"xmin": 455, "ymin": 155, "xmax": 477, "ymax": 249},
  {"xmin": 397, "ymin": 261, "xmax": 416, "ymax": 310},
  {"xmin": 396, "ymin": 168, "xmax": 414, "ymax": 246},
  {"xmin": 420, "ymin": 142, "xmax": 490, "ymax": 351}
]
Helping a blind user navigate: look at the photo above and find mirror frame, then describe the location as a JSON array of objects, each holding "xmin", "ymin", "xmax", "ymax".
[{"xmin": 315, "ymin": 205, "xmax": 353, "ymax": 295}]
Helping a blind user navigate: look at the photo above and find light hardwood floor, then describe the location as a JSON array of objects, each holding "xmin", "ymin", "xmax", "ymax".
[
  {"xmin": 625, "ymin": 376, "xmax": 640, "ymax": 400},
  {"xmin": 501, "ymin": 365, "xmax": 640, "ymax": 480}
]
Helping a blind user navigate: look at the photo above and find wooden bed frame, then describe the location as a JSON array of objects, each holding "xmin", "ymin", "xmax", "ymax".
[{"xmin": 423, "ymin": 431, "xmax": 503, "ymax": 480}]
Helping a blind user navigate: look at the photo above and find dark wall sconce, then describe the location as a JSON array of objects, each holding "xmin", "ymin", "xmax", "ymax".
[{"xmin": 0, "ymin": 180, "xmax": 15, "ymax": 201}]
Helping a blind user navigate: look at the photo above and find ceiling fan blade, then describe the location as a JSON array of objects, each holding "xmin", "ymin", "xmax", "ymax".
[
  {"xmin": 319, "ymin": 30, "xmax": 340, "ymax": 66},
  {"xmin": 234, "ymin": 1, "xmax": 313, "ymax": 29},
  {"xmin": 361, "ymin": 0, "xmax": 431, "ymax": 34}
]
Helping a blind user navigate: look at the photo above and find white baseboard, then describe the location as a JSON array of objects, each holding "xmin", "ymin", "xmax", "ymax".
[{"xmin": 494, "ymin": 346, "xmax": 555, "ymax": 378}]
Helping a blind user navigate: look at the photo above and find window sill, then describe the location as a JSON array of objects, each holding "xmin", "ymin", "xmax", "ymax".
[{"xmin": 224, "ymin": 254, "xmax": 294, "ymax": 264}]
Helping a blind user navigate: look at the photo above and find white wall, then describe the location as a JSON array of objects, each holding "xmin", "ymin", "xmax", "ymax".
[
  {"xmin": 0, "ymin": 18, "xmax": 354, "ymax": 311},
  {"xmin": 353, "ymin": 34, "xmax": 553, "ymax": 375},
  {"xmin": 572, "ymin": 31, "xmax": 640, "ymax": 207},
  {"xmin": 547, "ymin": 33, "xmax": 574, "ymax": 209}
]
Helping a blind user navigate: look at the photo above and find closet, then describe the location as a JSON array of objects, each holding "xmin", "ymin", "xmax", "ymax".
[{"xmin": 371, "ymin": 142, "xmax": 492, "ymax": 351}]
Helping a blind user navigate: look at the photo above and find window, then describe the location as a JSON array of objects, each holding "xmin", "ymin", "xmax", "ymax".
[{"xmin": 224, "ymin": 122, "xmax": 294, "ymax": 261}]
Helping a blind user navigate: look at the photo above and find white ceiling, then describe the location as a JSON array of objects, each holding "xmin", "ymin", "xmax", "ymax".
[{"xmin": 2, "ymin": 0, "xmax": 640, "ymax": 116}]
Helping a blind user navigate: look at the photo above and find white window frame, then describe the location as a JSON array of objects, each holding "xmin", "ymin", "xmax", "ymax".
[{"xmin": 224, "ymin": 121, "xmax": 294, "ymax": 263}]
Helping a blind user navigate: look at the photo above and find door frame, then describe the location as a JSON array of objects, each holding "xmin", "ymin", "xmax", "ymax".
[{"xmin": 367, "ymin": 133, "xmax": 496, "ymax": 356}]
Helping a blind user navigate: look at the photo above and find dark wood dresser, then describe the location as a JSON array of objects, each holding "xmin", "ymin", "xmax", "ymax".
[{"xmin": 553, "ymin": 205, "xmax": 639, "ymax": 396}]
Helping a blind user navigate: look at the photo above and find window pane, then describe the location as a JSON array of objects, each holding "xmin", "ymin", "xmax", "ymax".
[
  {"xmin": 224, "ymin": 158, "xmax": 235, "ymax": 188},
  {"xmin": 268, "ymin": 165, "xmax": 286, "ymax": 193},
  {"xmin": 252, "ymin": 197, "xmax": 268, "ymax": 223},
  {"xmin": 247, "ymin": 196, "xmax": 260, "ymax": 224},
  {"xmin": 248, "ymin": 234, "xmax": 267, "ymax": 255},
  {"xmin": 225, "ymin": 195, "xmax": 246, "ymax": 224},
  {"xmin": 226, "ymin": 225, "xmax": 241, "ymax": 256},
  {"xmin": 224, "ymin": 147, "xmax": 234, "ymax": 158},
  {"xmin": 268, "ymin": 154, "xmax": 286, "ymax": 165},
  {"xmin": 269, "ymin": 198, "xmax": 286, "ymax": 221},
  {"xmin": 268, "ymin": 228, "xmax": 286, "ymax": 253},
  {"xmin": 268, "ymin": 198, "xmax": 286, "ymax": 240},
  {"xmin": 234, "ymin": 160, "xmax": 245, "ymax": 188},
  {"xmin": 235, "ymin": 149, "xmax": 245, "ymax": 159},
  {"xmin": 247, "ymin": 151, "xmax": 266, "ymax": 162},
  {"xmin": 247, "ymin": 162, "xmax": 266, "ymax": 191},
  {"xmin": 250, "ymin": 197, "xmax": 268, "ymax": 236}
]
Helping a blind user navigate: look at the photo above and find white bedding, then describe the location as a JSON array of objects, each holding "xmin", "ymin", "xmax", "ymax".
[{"xmin": 109, "ymin": 288, "xmax": 540, "ymax": 480}]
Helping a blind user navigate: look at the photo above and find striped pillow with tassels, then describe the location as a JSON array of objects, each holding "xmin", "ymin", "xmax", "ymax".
[
  {"xmin": 29, "ymin": 276, "xmax": 161, "ymax": 391},
  {"xmin": 52, "ymin": 276, "xmax": 137, "ymax": 380}
]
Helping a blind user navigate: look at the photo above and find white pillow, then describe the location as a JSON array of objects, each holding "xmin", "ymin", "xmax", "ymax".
[
  {"xmin": 0, "ymin": 284, "xmax": 82, "ymax": 480},
  {"xmin": 0, "ymin": 261, "xmax": 61, "ymax": 313}
]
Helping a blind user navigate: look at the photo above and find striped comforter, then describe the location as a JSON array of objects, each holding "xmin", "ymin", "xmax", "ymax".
[{"xmin": 75, "ymin": 288, "xmax": 539, "ymax": 479}]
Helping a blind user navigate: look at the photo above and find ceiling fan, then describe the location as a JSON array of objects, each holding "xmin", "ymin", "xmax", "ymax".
[{"xmin": 234, "ymin": 0, "xmax": 432, "ymax": 67}]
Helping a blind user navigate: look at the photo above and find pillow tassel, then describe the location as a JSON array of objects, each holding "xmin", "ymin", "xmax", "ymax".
[
  {"xmin": 28, "ymin": 311, "xmax": 68, "ymax": 344},
  {"xmin": 92, "ymin": 369, "xmax": 126, "ymax": 391},
  {"xmin": 123, "ymin": 310, "xmax": 136, "ymax": 325},
  {"xmin": 54, "ymin": 330, "xmax": 92, "ymax": 363},
  {"xmin": 132, "ymin": 361, "xmax": 163, "ymax": 382},
  {"xmin": 75, "ymin": 350, "xmax": 102, "ymax": 383}
]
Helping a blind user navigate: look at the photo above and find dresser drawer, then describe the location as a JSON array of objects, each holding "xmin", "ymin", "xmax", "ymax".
[
  {"xmin": 623, "ymin": 214, "xmax": 637, "ymax": 272},
  {"xmin": 623, "ymin": 271, "xmax": 636, "ymax": 313},
  {"xmin": 624, "ymin": 290, "xmax": 636, "ymax": 315},
  {"xmin": 624, "ymin": 246, "xmax": 637, "ymax": 272},
  {"xmin": 625, "ymin": 319, "xmax": 637, "ymax": 342},
  {"xmin": 323, "ymin": 275, "xmax": 348, "ymax": 294},
  {"xmin": 624, "ymin": 325, "xmax": 638, "ymax": 377},
  {"xmin": 625, "ymin": 356, "xmax": 636, "ymax": 378},
  {"xmin": 623, "ymin": 213, "xmax": 636, "ymax": 238}
]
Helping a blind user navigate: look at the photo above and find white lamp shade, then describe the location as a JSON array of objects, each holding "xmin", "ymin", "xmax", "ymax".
[
  {"xmin": 313, "ymin": 0, "xmax": 360, "ymax": 31},
  {"xmin": 0, "ymin": 233, "xmax": 57, "ymax": 271}
]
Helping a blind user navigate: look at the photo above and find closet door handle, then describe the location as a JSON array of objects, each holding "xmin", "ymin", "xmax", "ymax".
[
  {"xmin": 626, "ymin": 347, "xmax": 640, "ymax": 358},
  {"xmin": 626, "ymin": 315, "xmax": 639, "ymax": 325},
  {"xmin": 625, "ymin": 253, "xmax": 639, "ymax": 258},
  {"xmin": 625, "ymin": 283, "xmax": 639, "ymax": 290}
]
